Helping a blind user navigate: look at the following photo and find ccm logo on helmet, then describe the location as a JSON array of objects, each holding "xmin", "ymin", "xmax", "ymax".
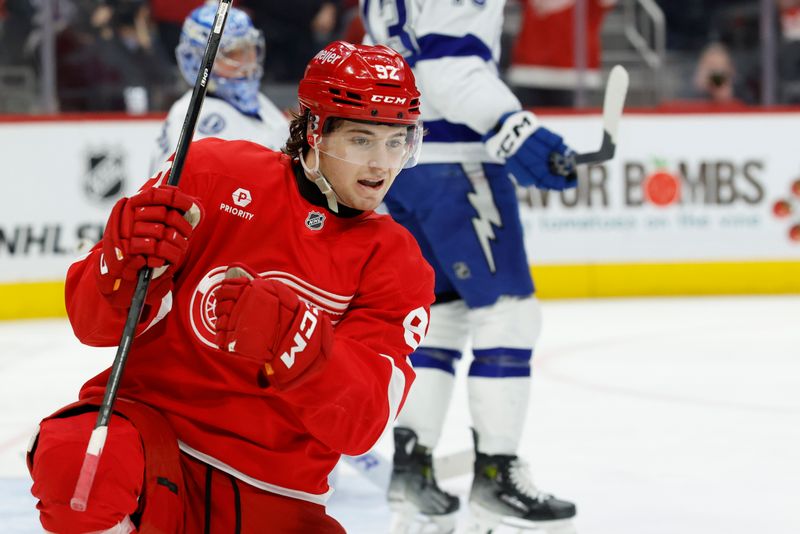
[
  {"xmin": 371, "ymin": 95, "xmax": 407, "ymax": 104},
  {"xmin": 280, "ymin": 304, "xmax": 319, "ymax": 369}
]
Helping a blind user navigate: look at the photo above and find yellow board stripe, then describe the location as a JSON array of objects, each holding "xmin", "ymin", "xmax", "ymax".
[
  {"xmin": 2, "ymin": 260, "xmax": 799, "ymax": 319},
  {"xmin": 531, "ymin": 261, "xmax": 800, "ymax": 299},
  {"xmin": 0, "ymin": 281, "xmax": 66, "ymax": 320}
]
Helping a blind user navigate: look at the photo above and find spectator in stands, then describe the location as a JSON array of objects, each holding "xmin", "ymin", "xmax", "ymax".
[
  {"xmin": 58, "ymin": 0, "xmax": 175, "ymax": 112},
  {"xmin": 148, "ymin": 0, "xmax": 204, "ymax": 64},
  {"xmin": 692, "ymin": 42, "xmax": 744, "ymax": 105},
  {"xmin": 507, "ymin": 0, "xmax": 617, "ymax": 108},
  {"xmin": 659, "ymin": 0, "xmax": 728, "ymax": 52},
  {"xmin": 0, "ymin": 0, "xmax": 36, "ymax": 67},
  {"xmin": 338, "ymin": 0, "xmax": 364, "ymax": 45},
  {"xmin": 240, "ymin": 0, "xmax": 339, "ymax": 83},
  {"xmin": 778, "ymin": 0, "xmax": 800, "ymax": 102},
  {"xmin": 780, "ymin": 0, "xmax": 800, "ymax": 38}
]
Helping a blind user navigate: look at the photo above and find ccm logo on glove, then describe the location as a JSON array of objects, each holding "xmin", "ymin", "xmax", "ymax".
[
  {"xmin": 279, "ymin": 305, "xmax": 318, "ymax": 370},
  {"xmin": 483, "ymin": 110, "xmax": 578, "ymax": 191},
  {"xmin": 485, "ymin": 111, "xmax": 539, "ymax": 159},
  {"xmin": 214, "ymin": 264, "xmax": 334, "ymax": 390}
]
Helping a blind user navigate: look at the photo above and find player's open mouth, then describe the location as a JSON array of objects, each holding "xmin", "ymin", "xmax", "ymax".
[{"xmin": 358, "ymin": 179, "xmax": 384, "ymax": 189}]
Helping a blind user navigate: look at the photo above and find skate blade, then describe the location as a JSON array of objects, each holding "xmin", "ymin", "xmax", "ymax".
[{"xmin": 468, "ymin": 502, "xmax": 577, "ymax": 534}]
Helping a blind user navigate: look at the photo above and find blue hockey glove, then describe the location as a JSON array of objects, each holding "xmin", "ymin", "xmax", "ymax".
[{"xmin": 483, "ymin": 111, "xmax": 578, "ymax": 190}]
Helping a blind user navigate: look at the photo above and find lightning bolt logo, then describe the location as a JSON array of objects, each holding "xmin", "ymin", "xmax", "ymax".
[{"xmin": 464, "ymin": 163, "xmax": 502, "ymax": 273}]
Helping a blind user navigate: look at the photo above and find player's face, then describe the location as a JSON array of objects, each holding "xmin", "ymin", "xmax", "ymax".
[{"xmin": 316, "ymin": 121, "xmax": 410, "ymax": 211}]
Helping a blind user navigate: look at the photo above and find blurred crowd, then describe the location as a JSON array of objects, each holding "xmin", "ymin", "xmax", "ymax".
[
  {"xmin": 1, "ymin": 0, "xmax": 800, "ymax": 114},
  {"xmin": 0, "ymin": 0, "xmax": 348, "ymax": 112}
]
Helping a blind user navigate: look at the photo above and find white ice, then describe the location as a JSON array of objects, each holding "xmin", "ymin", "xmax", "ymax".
[{"xmin": 1, "ymin": 296, "xmax": 799, "ymax": 533}]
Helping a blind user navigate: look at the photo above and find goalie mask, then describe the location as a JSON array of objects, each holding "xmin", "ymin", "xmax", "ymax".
[
  {"xmin": 177, "ymin": 4, "xmax": 265, "ymax": 116},
  {"xmin": 297, "ymin": 41, "xmax": 423, "ymax": 211}
]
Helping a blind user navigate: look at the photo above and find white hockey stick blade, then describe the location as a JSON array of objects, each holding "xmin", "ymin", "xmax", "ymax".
[
  {"xmin": 602, "ymin": 64, "xmax": 629, "ymax": 145},
  {"xmin": 572, "ymin": 64, "xmax": 629, "ymax": 166},
  {"xmin": 341, "ymin": 448, "xmax": 474, "ymax": 490}
]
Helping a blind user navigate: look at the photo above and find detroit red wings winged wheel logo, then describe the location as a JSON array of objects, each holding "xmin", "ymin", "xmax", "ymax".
[
  {"xmin": 189, "ymin": 266, "xmax": 229, "ymax": 348},
  {"xmin": 189, "ymin": 266, "xmax": 354, "ymax": 348}
]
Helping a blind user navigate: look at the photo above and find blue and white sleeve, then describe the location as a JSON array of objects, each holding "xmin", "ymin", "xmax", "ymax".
[{"xmin": 362, "ymin": 0, "xmax": 521, "ymax": 134}]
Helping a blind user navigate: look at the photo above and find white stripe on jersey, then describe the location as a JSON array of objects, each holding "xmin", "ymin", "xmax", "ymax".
[
  {"xmin": 261, "ymin": 271, "xmax": 353, "ymax": 322},
  {"xmin": 375, "ymin": 352, "xmax": 408, "ymax": 444},
  {"xmin": 178, "ymin": 441, "xmax": 334, "ymax": 505}
]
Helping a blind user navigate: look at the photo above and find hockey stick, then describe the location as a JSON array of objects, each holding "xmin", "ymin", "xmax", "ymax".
[
  {"xmin": 549, "ymin": 64, "xmax": 629, "ymax": 176},
  {"xmin": 342, "ymin": 448, "xmax": 474, "ymax": 490},
  {"xmin": 69, "ymin": 0, "xmax": 233, "ymax": 512}
]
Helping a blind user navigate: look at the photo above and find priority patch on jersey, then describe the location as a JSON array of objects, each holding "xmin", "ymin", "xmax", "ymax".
[
  {"xmin": 219, "ymin": 187, "xmax": 255, "ymax": 220},
  {"xmin": 198, "ymin": 113, "xmax": 226, "ymax": 135},
  {"xmin": 305, "ymin": 211, "xmax": 325, "ymax": 231}
]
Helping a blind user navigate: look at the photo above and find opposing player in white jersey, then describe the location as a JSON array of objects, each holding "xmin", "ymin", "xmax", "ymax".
[
  {"xmin": 361, "ymin": 1, "xmax": 578, "ymax": 532},
  {"xmin": 150, "ymin": 3, "xmax": 289, "ymax": 174}
]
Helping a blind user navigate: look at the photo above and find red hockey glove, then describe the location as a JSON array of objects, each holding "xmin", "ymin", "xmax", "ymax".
[
  {"xmin": 96, "ymin": 186, "xmax": 202, "ymax": 308},
  {"xmin": 214, "ymin": 265, "xmax": 334, "ymax": 390}
]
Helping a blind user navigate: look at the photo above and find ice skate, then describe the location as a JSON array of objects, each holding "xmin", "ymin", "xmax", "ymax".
[
  {"xmin": 388, "ymin": 427, "xmax": 460, "ymax": 534},
  {"xmin": 467, "ymin": 450, "xmax": 576, "ymax": 534}
]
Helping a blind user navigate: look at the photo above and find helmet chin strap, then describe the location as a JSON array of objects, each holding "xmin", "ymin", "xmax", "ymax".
[{"xmin": 300, "ymin": 138, "xmax": 340, "ymax": 213}]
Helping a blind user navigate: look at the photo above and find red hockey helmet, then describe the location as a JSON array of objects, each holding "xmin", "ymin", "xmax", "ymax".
[
  {"xmin": 298, "ymin": 41, "xmax": 421, "ymax": 130},
  {"xmin": 298, "ymin": 41, "xmax": 424, "ymax": 171}
]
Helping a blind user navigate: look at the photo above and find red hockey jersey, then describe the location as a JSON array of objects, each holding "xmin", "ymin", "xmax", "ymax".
[
  {"xmin": 65, "ymin": 138, "xmax": 434, "ymax": 504},
  {"xmin": 508, "ymin": 0, "xmax": 617, "ymax": 90}
]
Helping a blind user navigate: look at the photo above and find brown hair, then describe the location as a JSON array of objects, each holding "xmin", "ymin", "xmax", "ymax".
[
  {"xmin": 282, "ymin": 109, "xmax": 310, "ymax": 160},
  {"xmin": 282, "ymin": 109, "xmax": 346, "ymax": 159}
]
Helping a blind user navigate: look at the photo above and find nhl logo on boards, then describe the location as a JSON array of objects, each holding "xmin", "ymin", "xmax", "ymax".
[
  {"xmin": 83, "ymin": 146, "xmax": 126, "ymax": 203},
  {"xmin": 305, "ymin": 211, "xmax": 325, "ymax": 231}
]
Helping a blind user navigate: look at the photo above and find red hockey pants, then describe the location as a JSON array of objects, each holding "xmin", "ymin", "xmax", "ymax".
[{"xmin": 28, "ymin": 399, "xmax": 345, "ymax": 533}]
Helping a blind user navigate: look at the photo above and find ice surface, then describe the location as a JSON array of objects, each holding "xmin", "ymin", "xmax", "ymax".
[{"xmin": 2, "ymin": 296, "xmax": 799, "ymax": 533}]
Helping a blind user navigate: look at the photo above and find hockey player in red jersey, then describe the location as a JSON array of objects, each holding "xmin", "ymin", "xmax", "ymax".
[{"xmin": 27, "ymin": 40, "xmax": 432, "ymax": 533}]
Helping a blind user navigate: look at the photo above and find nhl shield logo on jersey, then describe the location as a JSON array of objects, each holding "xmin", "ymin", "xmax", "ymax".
[
  {"xmin": 188, "ymin": 266, "xmax": 228, "ymax": 348},
  {"xmin": 305, "ymin": 211, "xmax": 325, "ymax": 231}
]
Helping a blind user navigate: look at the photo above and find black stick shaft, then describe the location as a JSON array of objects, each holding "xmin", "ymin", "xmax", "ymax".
[
  {"xmin": 94, "ymin": 0, "xmax": 232, "ymax": 428},
  {"xmin": 70, "ymin": 1, "xmax": 230, "ymax": 512}
]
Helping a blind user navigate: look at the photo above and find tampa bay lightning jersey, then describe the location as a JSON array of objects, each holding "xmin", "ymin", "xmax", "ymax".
[
  {"xmin": 360, "ymin": 0, "xmax": 522, "ymax": 164},
  {"xmin": 150, "ymin": 91, "xmax": 289, "ymax": 175}
]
